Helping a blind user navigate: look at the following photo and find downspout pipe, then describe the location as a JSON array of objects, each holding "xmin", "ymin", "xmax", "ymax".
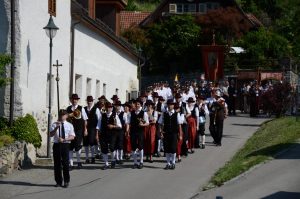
[
  {"xmin": 69, "ymin": 21, "xmax": 80, "ymax": 97},
  {"xmin": 9, "ymin": 0, "xmax": 16, "ymax": 126}
]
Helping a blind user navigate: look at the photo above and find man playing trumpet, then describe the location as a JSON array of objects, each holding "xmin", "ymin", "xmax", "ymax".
[{"xmin": 67, "ymin": 94, "xmax": 88, "ymax": 169}]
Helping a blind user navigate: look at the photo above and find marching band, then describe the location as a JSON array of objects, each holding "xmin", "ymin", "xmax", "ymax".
[{"xmin": 50, "ymin": 81, "xmax": 229, "ymax": 187}]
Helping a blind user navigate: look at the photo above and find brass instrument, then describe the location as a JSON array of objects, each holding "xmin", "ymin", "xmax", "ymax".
[{"xmin": 67, "ymin": 109, "xmax": 82, "ymax": 123}]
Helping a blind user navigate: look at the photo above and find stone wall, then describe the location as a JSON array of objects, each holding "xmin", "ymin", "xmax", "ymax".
[{"xmin": 0, "ymin": 141, "xmax": 36, "ymax": 177}]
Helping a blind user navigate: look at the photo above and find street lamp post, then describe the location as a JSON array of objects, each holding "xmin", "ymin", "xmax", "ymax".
[
  {"xmin": 43, "ymin": 16, "xmax": 59, "ymax": 158},
  {"xmin": 138, "ymin": 47, "xmax": 143, "ymax": 93}
]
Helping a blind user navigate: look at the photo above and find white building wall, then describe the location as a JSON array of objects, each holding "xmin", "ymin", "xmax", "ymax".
[
  {"xmin": 73, "ymin": 24, "xmax": 138, "ymax": 103},
  {"xmin": 1, "ymin": 0, "xmax": 138, "ymax": 155},
  {"xmin": 18, "ymin": 0, "xmax": 71, "ymax": 154}
]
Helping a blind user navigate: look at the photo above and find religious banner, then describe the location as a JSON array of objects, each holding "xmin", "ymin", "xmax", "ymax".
[{"xmin": 201, "ymin": 45, "xmax": 225, "ymax": 81}]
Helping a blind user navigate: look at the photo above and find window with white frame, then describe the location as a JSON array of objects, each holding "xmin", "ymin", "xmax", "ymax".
[
  {"xmin": 86, "ymin": 78, "xmax": 92, "ymax": 96},
  {"xmin": 103, "ymin": 83, "xmax": 106, "ymax": 96},
  {"xmin": 96, "ymin": 80, "xmax": 100, "ymax": 98},
  {"xmin": 75, "ymin": 74, "xmax": 82, "ymax": 98},
  {"xmin": 176, "ymin": 3, "xmax": 196, "ymax": 13}
]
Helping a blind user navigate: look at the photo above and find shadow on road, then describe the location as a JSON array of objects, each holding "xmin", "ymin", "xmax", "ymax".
[
  {"xmin": 231, "ymin": 123, "xmax": 262, "ymax": 127},
  {"xmin": 246, "ymin": 143, "xmax": 300, "ymax": 160},
  {"xmin": 261, "ymin": 191, "xmax": 300, "ymax": 199},
  {"xmin": 0, "ymin": 180, "xmax": 53, "ymax": 187}
]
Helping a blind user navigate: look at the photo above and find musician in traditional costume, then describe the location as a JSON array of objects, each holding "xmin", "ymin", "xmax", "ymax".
[
  {"xmin": 174, "ymin": 93, "xmax": 188, "ymax": 157},
  {"xmin": 195, "ymin": 96, "xmax": 209, "ymax": 149},
  {"xmin": 158, "ymin": 99, "xmax": 182, "ymax": 170},
  {"xmin": 100, "ymin": 102, "xmax": 122, "ymax": 170},
  {"xmin": 144, "ymin": 100, "xmax": 158, "ymax": 163},
  {"xmin": 209, "ymin": 91, "xmax": 227, "ymax": 146},
  {"xmin": 123, "ymin": 102, "xmax": 132, "ymax": 160},
  {"xmin": 114, "ymin": 100, "xmax": 128, "ymax": 165},
  {"xmin": 83, "ymin": 96, "xmax": 101, "ymax": 164},
  {"xmin": 67, "ymin": 94, "xmax": 88, "ymax": 169},
  {"xmin": 129, "ymin": 99, "xmax": 149, "ymax": 169},
  {"xmin": 186, "ymin": 97, "xmax": 199, "ymax": 153}
]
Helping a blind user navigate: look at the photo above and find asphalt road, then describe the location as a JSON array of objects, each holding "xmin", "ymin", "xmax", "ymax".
[
  {"xmin": 0, "ymin": 115, "xmax": 268, "ymax": 199},
  {"xmin": 197, "ymin": 142, "xmax": 300, "ymax": 199}
]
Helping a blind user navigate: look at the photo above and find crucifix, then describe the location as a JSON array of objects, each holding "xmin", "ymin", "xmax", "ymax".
[{"xmin": 53, "ymin": 60, "xmax": 62, "ymax": 116}]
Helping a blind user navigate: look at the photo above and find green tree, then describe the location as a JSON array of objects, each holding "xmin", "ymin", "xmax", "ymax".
[
  {"xmin": 146, "ymin": 15, "xmax": 201, "ymax": 74},
  {"xmin": 236, "ymin": 28, "xmax": 291, "ymax": 69},
  {"xmin": 0, "ymin": 54, "xmax": 11, "ymax": 87}
]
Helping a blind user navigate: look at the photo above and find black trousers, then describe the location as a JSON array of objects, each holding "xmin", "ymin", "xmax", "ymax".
[
  {"xmin": 130, "ymin": 128, "xmax": 144, "ymax": 151},
  {"xmin": 181, "ymin": 123, "xmax": 188, "ymax": 155},
  {"xmin": 164, "ymin": 133, "xmax": 177, "ymax": 154},
  {"xmin": 209, "ymin": 116, "xmax": 217, "ymax": 142},
  {"xmin": 110, "ymin": 129, "xmax": 124, "ymax": 151},
  {"xmin": 83, "ymin": 128, "xmax": 97, "ymax": 147},
  {"xmin": 100, "ymin": 134, "xmax": 110, "ymax": 154},
  {"xmin": 53, "ymin": 143, "xmax": 70, "ymax": 184},
  {"xmin": 70, "ymin": 130, "xmax": 83, "ymax": 151},
  {"xmin": 195, "ymin": 123, "xmax": 205, "ymax": 147},
  {"xmin": 214, "ymin": 120, "xmax": 224, "ymax": 144}
]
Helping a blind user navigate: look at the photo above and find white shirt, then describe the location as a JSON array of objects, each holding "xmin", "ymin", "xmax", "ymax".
[
  {"xmin": 106, "ymin": 111, "xmax": 122, "ymax": 128},
  {"xmin": 147, "ymin": 110, "xmax": 158, "ymax": 123},
  {"xmin": 51, "ymin": 121, "xmax": 75, "ymax": 144},
  {"xmin": 71, "ymin": 104, "xmax": 88, "ymax": 120},
  {"xmin": 158, "ymin": 109, "xmax": 182, "ymax": 125},
  {"xmin": 116, "ymin": 111, "xmax": 129, "ymax": 125},
  {"xmin": 186, "ymin": 104, "xmax": 200, "ymax": 128}
]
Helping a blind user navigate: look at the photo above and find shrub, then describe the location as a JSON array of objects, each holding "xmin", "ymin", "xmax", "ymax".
[
  {"xmin": 0, "ymin": 135, "xmax": 14, "ymax": 148},
  {"xmin": 11, "ymin": 114, "xmax": 42, "ymax": 148},
  {"xmin": 0, "ymin": 117, "xmax": 9, "ymax": 131}
]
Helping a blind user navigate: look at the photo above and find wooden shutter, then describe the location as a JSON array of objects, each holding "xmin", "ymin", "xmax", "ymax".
[{"xmin": 48, "ymin": 0, "xmax": 56, "ymax": 17}]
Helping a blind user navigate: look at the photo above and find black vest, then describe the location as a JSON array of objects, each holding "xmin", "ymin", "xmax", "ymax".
[
  {"xmin": 163, "ymin": 112, "xmax": 179, "ymax": 134},
  {"xmin": 191, "ymin": 105, "xmax": 198, "ymax": 119},
  {"xmin": 84, "ymin": 106, "xmax": 98, "ymax": 129},
  {"xmin": 180, "ymin": 102, "xmax": 187, "ymax": 115},
  {"xmin": 101, "ymin": 112, "xmax": 117, "ymax": 134},
  {"xmin": 130, "ymin": 110, "xmax": 144, "ymax": 133},
  {"xmin": 67, "ymin": 105, "xmax": 84, "ymax": 133}
]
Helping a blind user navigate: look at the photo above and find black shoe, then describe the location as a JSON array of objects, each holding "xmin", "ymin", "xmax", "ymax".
[
  {"xmin": 201, "ymin": 144, "xmax": 205, "ymax": 149},
  {"xmin": 118, "ymin": 160, "xmax": 124, "ymax": 165},
  {"xmin": 102, "ymin": 165, "xmax": 109, "ymax": 170},
  {"xmin": 116, "ymin": 160, "xmax": 120, "ymax": 164},
  {"xmin": 111, "ymin": 161, "xmax": 116, "ymax": 169},
  {"xmin": 63, "ymin": 182, "xmax": 69, "ymax": 188},
  {"xmin": 85, "ymin": 159, "xmax": 90, "ymax": 164},
  {"xmin": 149, "ymin": 159, "xmax": 153, "ymax": 163},
  {"xmin": 132, "ymin": 164, "xmax": 138, "ymax": 169},
  {"xmin": 164, "ymin": 164, "xmax": 170, "ymax": 170},
  {"xmin": 156, "ymin": 152, "xmax": 161, "ymax": 157},
  {"xmin": 170, "ymin": 164, "xmax": 175, "ymax": 170},
  {"xmin": 55, "ymin": 183, "xmax": 62, "ymax": 187},
  {"xmin": 77, "ymin": 163, "xmax": 83, "ymax": 169},
  {"xmin": 91, "ymin": 158, "xmax": 95, "ymax": 164},
  {"xmin": 177, "ymin": 159, "xmax": 182, "ymax": 163},
  {"xmin": 138, "ymin": 163, "xmax": 143, "ymax": 169},
  {"xmin": 195, "ymin": 145, "xmax": 201, "ymax": 149}
]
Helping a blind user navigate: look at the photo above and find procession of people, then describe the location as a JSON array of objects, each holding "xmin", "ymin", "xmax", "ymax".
[{"xmin": 49, "ymin": 79, "xmax": 235, "ymax": 187}]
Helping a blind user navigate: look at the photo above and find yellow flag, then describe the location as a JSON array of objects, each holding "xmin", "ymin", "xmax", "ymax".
[{"xmin": 175, "ymin": 74, "xmax": 179, "ymax": 82}]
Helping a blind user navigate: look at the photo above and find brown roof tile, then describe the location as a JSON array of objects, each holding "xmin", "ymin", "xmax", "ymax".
[{"xmin": 120, "ymin": 11, "xmax": 151, "ymax": 31}]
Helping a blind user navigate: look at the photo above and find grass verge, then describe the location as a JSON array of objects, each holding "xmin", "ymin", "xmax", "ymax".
[{"xmin": 204, "ymin": 116, "xmax": 300, "ymax": 190}]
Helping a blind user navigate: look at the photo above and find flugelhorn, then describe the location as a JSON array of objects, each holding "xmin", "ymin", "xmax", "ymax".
[{"xmin": 69, "ymin": 109, "xmax": 82, "ymax": 120}]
